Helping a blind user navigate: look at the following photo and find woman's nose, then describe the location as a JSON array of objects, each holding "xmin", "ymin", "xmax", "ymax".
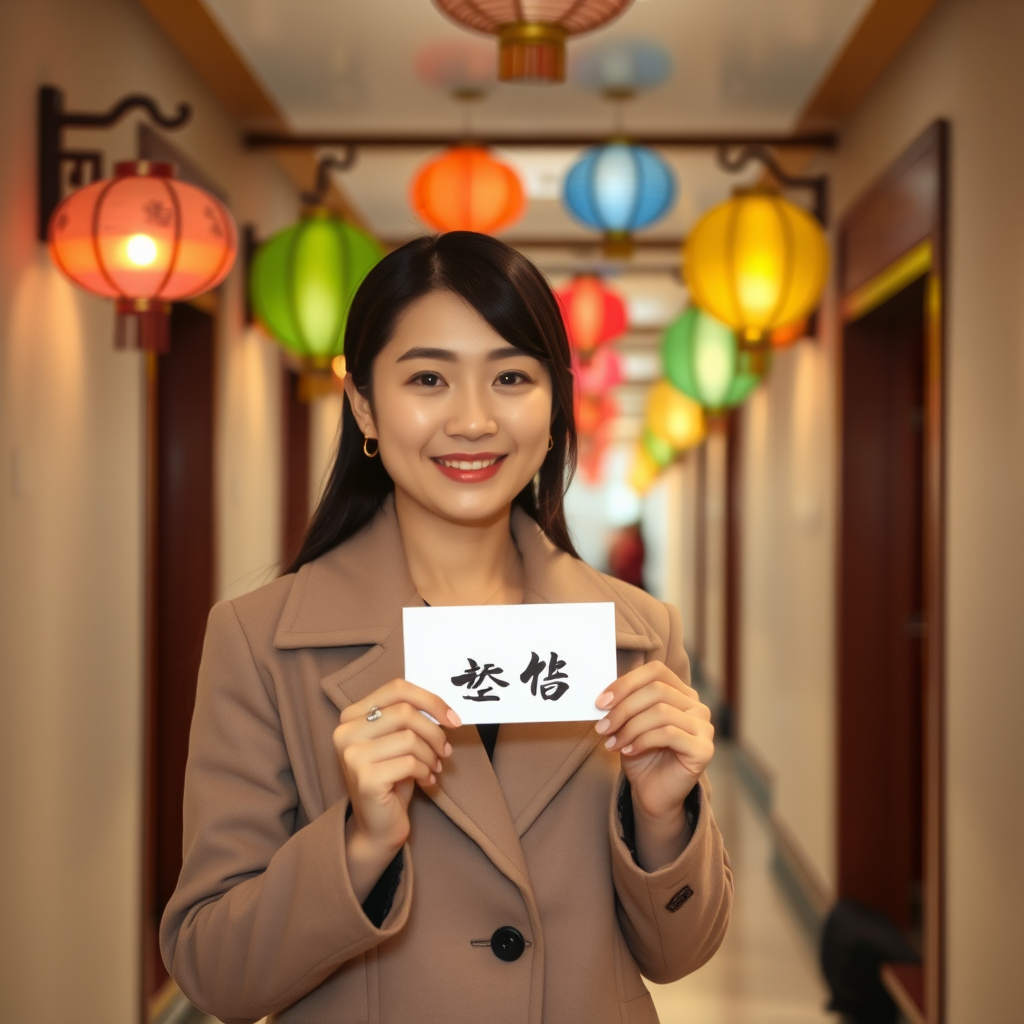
[{"xmin": 445, "ymin": 383, "xmax": 498, "ymax": 439}]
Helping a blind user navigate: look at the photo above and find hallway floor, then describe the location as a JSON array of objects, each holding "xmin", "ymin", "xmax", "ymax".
[
  {"xmin": 647, "ymin": 743, "xmax": 838, "ymax": 1023},
  {"xmin": 190, "ymin": 744, "xmax": 835, "ymax": 1024}
]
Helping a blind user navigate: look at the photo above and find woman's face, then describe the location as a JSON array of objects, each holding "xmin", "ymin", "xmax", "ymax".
[{"xmin": 346, "ymin": 289, "xmax": 554, "ymax": 526}]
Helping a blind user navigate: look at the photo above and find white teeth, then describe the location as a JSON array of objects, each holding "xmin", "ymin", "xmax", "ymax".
[{"xmin": 438, "ymin": 457, "xmax": 499, "ymax": 470}]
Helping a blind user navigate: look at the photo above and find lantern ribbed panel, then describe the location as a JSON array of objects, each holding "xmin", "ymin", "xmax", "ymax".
[
  {"xmin": 412, "ymin": 146, "xmax": 525, "ymax": 233},
  {"xmin": 48, "ymin": 163, "xmax": 237, "ymax": 302},
  {"xmin": 432, "ymin": 0, "xmax": 632, "ymax": 34},
  {"xmin": 684, "ymin": 191, "xmax": 828, "ymax": 341},
  {"xmin": 661, "ymin": 307, "xmax": 762, "ymax": 412},
  {"xmin": 564, "ymin": 144, "xmax": 675, "ymax": 233},
  {"xmin": 251, "ymin": 214, "xmax": 384, "ymax": 361}
]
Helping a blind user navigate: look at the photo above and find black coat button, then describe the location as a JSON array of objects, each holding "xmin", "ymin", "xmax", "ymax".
[{"xmin": 490, "ymin": 926, "xmax": 526, "ymax": 962}]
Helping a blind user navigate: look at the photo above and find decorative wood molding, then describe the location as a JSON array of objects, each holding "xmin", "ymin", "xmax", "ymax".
[{"xmin": 798, "ymin": 0, "xmax": 938, "ymax": 130}]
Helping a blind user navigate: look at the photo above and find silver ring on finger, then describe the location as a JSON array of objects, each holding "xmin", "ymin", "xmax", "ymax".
[{"xmin": 366, "ymin": 705, "xmax": 383, "ymax": 722}]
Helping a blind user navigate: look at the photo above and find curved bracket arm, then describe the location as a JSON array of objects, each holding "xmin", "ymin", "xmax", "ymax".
[
  {"xmin": 37, "ymin": 84, "xmax": 192, "ymax": 240},
  {"xmin": 716, "ymin": 143, "xmax": 828, "ymax": 226},
  {"xmin": 300, "ymin": 149, "xmax": 359, "ymax": 207}
]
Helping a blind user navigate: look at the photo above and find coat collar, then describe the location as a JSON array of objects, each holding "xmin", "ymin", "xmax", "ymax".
[{"xmin": 273, "ymin": 496, "xmax": 658, "ymax": 890}]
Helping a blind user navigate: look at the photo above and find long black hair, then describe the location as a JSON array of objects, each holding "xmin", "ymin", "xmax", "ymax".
[{"xmin": 286, "ymin": 232, "xmax": 579, "ymax": 573}]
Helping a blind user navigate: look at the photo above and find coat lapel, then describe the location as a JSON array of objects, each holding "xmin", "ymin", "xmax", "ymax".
[{"xmin": 272, "ymin": 497, "xmax": 659, "ymax": 883}]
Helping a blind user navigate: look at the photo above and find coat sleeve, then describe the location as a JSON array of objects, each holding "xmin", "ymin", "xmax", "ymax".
[
  {"xmin": 608, "ymin": 601, "xmax": 734, "ymax": 984},
  {"xmin": 159, "ymin": 600, "xmax": 413, "ymax": 1024}
]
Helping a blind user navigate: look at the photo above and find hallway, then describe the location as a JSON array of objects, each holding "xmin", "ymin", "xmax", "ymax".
[{"xmin": 647, "ymin": 745, "xmax": 836, "ymax": 1024}]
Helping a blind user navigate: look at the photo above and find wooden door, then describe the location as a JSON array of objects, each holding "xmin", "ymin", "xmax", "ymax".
[
  {"xmin": 143, "ymin": 304, "xmax": 216, "ymax": 1014},
  {"xmin": 837, "ymin": 121, "xmax": 948, "ymax": 1023}
]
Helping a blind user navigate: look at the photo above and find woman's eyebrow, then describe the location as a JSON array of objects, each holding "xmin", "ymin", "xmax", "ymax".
[
  {"xmin": 396, "ymin": 345, "xmax": 528, "ymax": 363},
  {"xmin": 396, "ymin": 346, "xmax": 457, "ymax": 363}
]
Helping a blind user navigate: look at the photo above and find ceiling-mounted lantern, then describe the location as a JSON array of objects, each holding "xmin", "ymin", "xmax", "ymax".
[
  {"xmin": 412, "ymin": 145, "xmax": 526, "ymax": 234},
  {"xmin": 563, "ymin": 142, "xmax": 675, "ymax": 258},
  {"xmin": 683, "ymin": 189, "xmax": 828, "ymax": 347},
  {"xmin": 432, "ymin": 0, "xmax": 634, "ymax": 83},
  {"xmin": 48, "ymin": 160, "xmax": 237, "ymax": 352},
  {"xmin": 661, "ymin": 306, "xmax": 765, "ymax": 413},
  {"xmin": 556, "ymin": 275, "xmax": 627, "ymax": 357},
  {"xmin": 250, "ymin": 211, "xmax": 384, "ymax": 397}
]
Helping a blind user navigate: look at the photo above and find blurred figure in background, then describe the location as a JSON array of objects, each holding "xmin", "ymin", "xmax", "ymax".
[{"xmin": 608, "ymin": 522, "xmax": 646, "ymax": 591}]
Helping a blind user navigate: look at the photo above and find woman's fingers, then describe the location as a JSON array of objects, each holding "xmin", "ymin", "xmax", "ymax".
[
  {"xmin": 337, "ymin": 700, "xmax": 453, "ymax": 762},
  {"xmin": 343, "ymin": 678, "xmax": 462, "ymax": 729},
  {"xmin": 596, "ymin": 660, "xmax": 698, "ymax": 712},
  {"xmin": 617, "ymin": 723, "xmax": 714, "ymax": 765},
  {"xmin": 344, "ymin": 728, "xmax": 443, "ymax": 775},
  {"xmin": 596, "ymin": 680, "xmax": 708, "ymax": 739},
  {"xmin": 359, "ymin": 754, "xmax": 437, "ymax": 793},
  {"xmin": 602, "ymin": 703, "xmax": 713, "ymax": 754}
]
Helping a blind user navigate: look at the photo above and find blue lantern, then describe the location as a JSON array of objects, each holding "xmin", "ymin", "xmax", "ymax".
[{"xmin": 563, "ymin": 143, "xmax": 675, "ymax": 257}]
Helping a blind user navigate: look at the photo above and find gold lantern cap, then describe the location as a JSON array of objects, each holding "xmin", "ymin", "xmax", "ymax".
[{"xmin": 498, "ymin": 22, "xmax": 568, "ymax": 82}]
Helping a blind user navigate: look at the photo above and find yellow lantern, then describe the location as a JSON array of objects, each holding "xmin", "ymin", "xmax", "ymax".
[
  {"xmin": 645, "ymin": 380, "xmax": 707, "ymax": 452},
  {"xmin": 683, "ymin": 189, "xmax": 828, "ymax": 345},
  {"xmin": 628, "ymin": 442, "xmax": 661, "ymax": 494}
]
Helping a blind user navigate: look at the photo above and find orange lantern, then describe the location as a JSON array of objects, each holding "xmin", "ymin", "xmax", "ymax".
[
  {"xmin": 411, "ymin": 146, "xmax": 526, "ymax": 234},
  {"xmin": 556, "ymin": 275, "xmax": 627, "ymax": 356},
  {"xmin": 48, "ymin": 160, "xmax": 237, "ymax": 351}
]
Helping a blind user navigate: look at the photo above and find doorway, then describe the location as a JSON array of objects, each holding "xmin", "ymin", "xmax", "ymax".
[
  {"xmin": 142, "ymin": 303, "xmax": 216, "ymax": 1016},
  {"xmin": 836, "ymin": 122, "xmax": 947, "ymax": 1023}
]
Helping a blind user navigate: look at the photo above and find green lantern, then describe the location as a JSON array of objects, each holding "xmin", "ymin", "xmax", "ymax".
[
  {"xmin": 250, "ymin": 211, "xmax": 384, "ymax": 367},
  {"xmin": 661, "ymin": 306, "xmax": 765, "ymax": 412},
  {"xmin": 642, "ymin": 428, "xmax": 676, "ymax": 468}
]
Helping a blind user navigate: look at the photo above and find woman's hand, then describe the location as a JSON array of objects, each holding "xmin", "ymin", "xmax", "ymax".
[
  {"xmin": 334, "ymin": 679, "xmax": 461, "ymax": 902},
  {"xmin": 595, "ymin": 661, "xmax": 714, "ymax": 871}
]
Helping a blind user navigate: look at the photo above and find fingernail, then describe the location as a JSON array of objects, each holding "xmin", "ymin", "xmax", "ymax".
[
  {"xmin": 604, "ymin": 735, "xmax": 616, "ymax": 749},
  {"xmin": 596, "ymin": 691, "xmax": 614, "ymax": 709},
  {"xmin": 428, "ymin": 774, "xmax": 436, "ymax": 785},
  {"xmin": 435, "ymin": 759, "xmax": 443, "ymax": 772},
  {"xmin": 621, "ymin": 744, "xmax": 633, "ymax": 755},
  {"xmin": 594, "ymin": 718, "xmax": 610, "ymax": 734},
  {"xmin": 447, "ymin": 710, "xmax": 462, "ymax": 727},
  {"xmin": 444, "ymin": 742, "xmax": 453, "ymax": 757}
]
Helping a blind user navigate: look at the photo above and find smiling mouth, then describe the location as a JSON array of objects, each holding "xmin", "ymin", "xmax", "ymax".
[{"xmin": 433, "ymin": 456, "xmax": 503, "ymax": 470}]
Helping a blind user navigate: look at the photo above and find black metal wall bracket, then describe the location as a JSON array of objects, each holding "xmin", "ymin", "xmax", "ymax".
[
  {"xmin": 37, "ymin": 84, "xmax": 192, "ymax": 241},
  {"xmin": 300, "ymin": 149, "xmax": 359, "ymax": 207},
  {"xmin": 716, "ymin": 143, "xmax": 829, "ymax": 226}
]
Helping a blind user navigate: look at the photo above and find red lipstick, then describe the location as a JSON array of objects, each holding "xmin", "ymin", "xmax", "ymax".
[{"xmin": 430, "ymin": 452, "xmax": 507, "ymax": 484}]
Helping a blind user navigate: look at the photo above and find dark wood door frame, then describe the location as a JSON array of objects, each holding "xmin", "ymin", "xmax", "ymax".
[
  {"xmin": 722, "ymin": 409, "xmax": 743, "ymax": 737},
  {"xmin": 836, "ymin": 120, "xmax": 948, "ymax": 1023},
  {"xmin": 281, "ymin": 366, "xmax": 311, "ymax": 568}
]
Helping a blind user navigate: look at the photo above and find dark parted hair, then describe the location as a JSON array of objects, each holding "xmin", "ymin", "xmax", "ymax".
[{"xmin": 286, "ymin": 232, "xmax": 579, "ymax": 574}]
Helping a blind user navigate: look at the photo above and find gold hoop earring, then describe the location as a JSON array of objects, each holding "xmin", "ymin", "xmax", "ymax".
[
  {"xmin": 547, "ymin": 435, "xmax": 554, "ymax": 452},
  {"xmin": 363, "ymin": 436, "xmax": 379, "ymax": 458}
]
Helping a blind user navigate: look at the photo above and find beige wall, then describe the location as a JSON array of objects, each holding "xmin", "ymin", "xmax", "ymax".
[
  {"xmin": 0, "ymin": 0, "xmax": 298, "ymax": 1019},
  {"xmin": 702, "ymin": 429, "xmax": 728, "ymax": 699},
  {"xmin": 733, "ymin": 0, "xmax": 1024, "ymax": 1016}
]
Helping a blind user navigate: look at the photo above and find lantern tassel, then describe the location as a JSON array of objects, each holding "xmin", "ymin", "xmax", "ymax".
[{"xmin": 115, "ymin": 299, "xmax": 171, "ymax": 354}]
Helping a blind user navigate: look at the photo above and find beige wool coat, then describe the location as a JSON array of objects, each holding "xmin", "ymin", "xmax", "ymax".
[{"xmin": 161, "ymin": 498, "xmax": 733, "ymax": 1024}]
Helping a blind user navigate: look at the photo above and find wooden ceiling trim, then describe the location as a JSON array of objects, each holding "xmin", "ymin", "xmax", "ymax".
[
  {"xmin": 136, "ymin": 0, "xmax": 283, "ymax": 124},
  {"xmin": 797, "ymin": 0, "xmax": 938, "ymax": 130},
  {"xmin": 134, "ymin": 0, "xmax": 371, "ymax": 230}
]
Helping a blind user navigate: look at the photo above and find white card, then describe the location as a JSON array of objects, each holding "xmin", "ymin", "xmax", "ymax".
[{"xmin": 402, "ymin": 602, "xmax": 618, "ymax": 724}]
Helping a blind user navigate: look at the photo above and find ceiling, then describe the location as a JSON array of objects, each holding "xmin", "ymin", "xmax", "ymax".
[{"xmin": 200, "ymin": 0, "xmax": 867, "ymax": 250}]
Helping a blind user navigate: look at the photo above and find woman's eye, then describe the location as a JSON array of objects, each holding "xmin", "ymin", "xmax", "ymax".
[
  {"xmin": 412, "ymin": 371, "xmax": 445, "ymax": 387},
  {"xmin": 496, "ymin": 370, "xmax": 530, "ymax": 386}
]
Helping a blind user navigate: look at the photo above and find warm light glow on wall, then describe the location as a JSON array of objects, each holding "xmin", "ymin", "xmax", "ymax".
[{"xmin": 684, "ymin": 189, "xmax": 828, "ymax": 344}]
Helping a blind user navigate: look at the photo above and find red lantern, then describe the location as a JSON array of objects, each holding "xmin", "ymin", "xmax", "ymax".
[
  {"xmin": 411, "ymin": 146, "xmax": 526, "ymax": 234},
  {"xmin": 556, "ymin": 275, "xmax": 627, "ymax": 356},
  {"xmin": 48, "ymin": 161, "xmax": 237, "ymax": 352},
  {"xmin": 433, "ymin": 0, "xmax": 634, "ymax": 83}
]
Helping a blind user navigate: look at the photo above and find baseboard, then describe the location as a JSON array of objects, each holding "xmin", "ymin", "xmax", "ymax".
[{"xmin": 733, "ymin": 739, "xmax": 836, "ymax": 944}]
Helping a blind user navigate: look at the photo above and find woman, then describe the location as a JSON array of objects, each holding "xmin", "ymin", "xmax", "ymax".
[{"xmin": 161, "ymin": 233, "xmax": 732, "ymax": 1024}]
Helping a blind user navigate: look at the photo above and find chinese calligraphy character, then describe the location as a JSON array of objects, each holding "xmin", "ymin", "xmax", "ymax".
[
  {"xmin": 450, "ymin": 658, "xmax": 509, "ymax": 702},
  {"xmin": 519, "ymin": 651, "xmax": 570, "ymax": 701}
]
